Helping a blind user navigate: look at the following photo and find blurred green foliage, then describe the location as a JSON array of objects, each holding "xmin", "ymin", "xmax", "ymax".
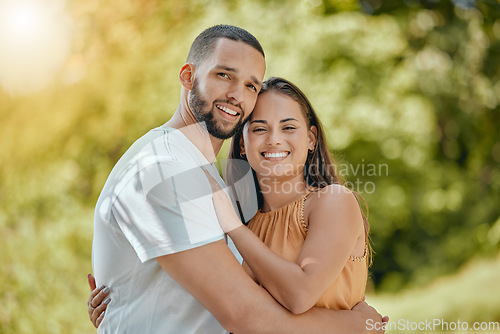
[{"xmin": 1, "ymin": 0, "xmax": 499, "ymax": 332}]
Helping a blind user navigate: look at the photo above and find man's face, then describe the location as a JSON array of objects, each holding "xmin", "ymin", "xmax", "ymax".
[{"xmin": 188, "ymin": 38, "xmax": 266, "ymax": 139}]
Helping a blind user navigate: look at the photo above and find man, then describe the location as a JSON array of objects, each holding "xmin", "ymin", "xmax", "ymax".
[{"xmin": 89, "ymin": 25, "xmax": 385, "ymax": 333}]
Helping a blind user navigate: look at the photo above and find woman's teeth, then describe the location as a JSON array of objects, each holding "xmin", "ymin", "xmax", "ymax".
[{"xmin": 262, "ymin": 152, "xmax": 288, "ymax": 158}]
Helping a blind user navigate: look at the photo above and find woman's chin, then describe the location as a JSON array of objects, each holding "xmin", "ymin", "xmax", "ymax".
[{"xmin": 257, "ymin": 167, "xmax": 301, "ymax": 181}]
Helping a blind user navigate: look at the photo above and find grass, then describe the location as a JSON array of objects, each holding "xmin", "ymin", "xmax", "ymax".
[{"xmin": 367, "ymin": 254, "xmax": 500, "ymax": 333}]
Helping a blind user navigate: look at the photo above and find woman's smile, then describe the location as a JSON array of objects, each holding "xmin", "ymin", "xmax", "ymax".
[{"xmin": 261, "ymin": 150, "xmax": 290, "ymax": 161}]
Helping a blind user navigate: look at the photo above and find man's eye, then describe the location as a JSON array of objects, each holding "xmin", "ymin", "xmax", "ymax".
[
  {"xmin": 247, "ymin": 84, "xmax": 257, "ymax": 92},
  {"xmin": 218, "ymin": 73, "xmax": 229, "ymax": 78}
]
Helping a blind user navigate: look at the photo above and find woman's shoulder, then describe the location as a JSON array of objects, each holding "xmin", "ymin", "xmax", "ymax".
[
  {"xmin": 307, "ymin": 184, "xmax": 356, "ymax": 206},
  {"xmin": 305, "ymin": 184, "xmax": 364, "ymax": 231}
]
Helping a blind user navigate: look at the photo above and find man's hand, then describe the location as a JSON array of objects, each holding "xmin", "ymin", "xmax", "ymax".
[{"xmin": 352, "ymin": 300, "xmax": 388, "ymax": 334}]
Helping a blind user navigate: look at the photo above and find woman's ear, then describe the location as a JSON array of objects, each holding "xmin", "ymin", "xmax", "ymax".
[
  {"xmin": 179, "ymin": 63, "xmax": 195, "ymax": 90},
  {"xmin": 308, "ymin": 125, "xmax": 318, "ymax": 151},
  {"xmin": 239, "ymin": 136, "xmax": 246, "ymax": 155}
]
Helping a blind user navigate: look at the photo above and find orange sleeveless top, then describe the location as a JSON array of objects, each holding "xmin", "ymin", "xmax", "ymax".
[{"xmin": 242, "ymin": 191, "xmax": 368, "ymax": 310}]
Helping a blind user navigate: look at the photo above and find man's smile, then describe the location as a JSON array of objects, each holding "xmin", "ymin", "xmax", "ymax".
[{"xmin": 216, "ymin": 103, "xmax": 240, "ymax": 117}]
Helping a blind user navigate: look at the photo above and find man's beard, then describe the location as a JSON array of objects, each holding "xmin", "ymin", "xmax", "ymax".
[{"xmin": 188, "ymin": 79, "xmax": 246, "ymax": 140}]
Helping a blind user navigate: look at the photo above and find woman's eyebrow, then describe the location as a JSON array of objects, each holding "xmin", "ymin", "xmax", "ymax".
[
  {"xmin": 280, "ymin": 118, "xmax": 299, "ymax": 123},
  {"xmin": 250, "ymin": 120, "xmax": 267, "ymax": 124},
  {"xmin": 250, "ymin": 118, "xmax": 299, "ymax": 124}
]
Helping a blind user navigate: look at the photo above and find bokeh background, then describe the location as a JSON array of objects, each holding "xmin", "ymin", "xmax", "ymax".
[{"xmin": 1, "ymin": 0, "xmax": 499, "ymax": 333}]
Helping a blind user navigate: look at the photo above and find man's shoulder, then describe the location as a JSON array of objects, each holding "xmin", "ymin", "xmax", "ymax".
[
  {"xmin": 119, "ymin": 126, "xmax": 196, "ymax": 171},
  {"xmin": 98, "ymin": 126, "xmax": 207, "ymax": 205}
]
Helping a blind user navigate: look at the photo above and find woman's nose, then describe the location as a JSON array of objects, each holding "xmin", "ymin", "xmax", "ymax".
[{"xmin": 266, "ymin": 130, "xmax": 282, "ymax": 146}]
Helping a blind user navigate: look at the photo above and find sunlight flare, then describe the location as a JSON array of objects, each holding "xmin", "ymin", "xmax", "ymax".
[{"xmin": 0, "ymin": 0, "xmax": 72, "ymax": 95}]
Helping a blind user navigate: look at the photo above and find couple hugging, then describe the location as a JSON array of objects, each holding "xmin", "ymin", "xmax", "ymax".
[{"xmin": 87, "ymin": 24, "xmax": 387, "ymax": 334}]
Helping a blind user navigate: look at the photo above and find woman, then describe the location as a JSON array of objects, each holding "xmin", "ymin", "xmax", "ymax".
[
  {"xmin": 208, "ymin": 77, "xmax": 370, "ymax": 314},
  {"xmin": 88, "ymin": 77, "xmax": 371, "ymax": 323}
]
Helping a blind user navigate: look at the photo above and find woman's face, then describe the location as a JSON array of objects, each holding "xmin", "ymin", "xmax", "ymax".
[{"xmin": 241, "ymin": 91, "xmax": 316, "ymax": 181}]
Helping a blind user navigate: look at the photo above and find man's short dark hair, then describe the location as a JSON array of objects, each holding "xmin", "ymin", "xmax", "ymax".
[{"xmin": 186, "ymin": 25, "xmax": 265, "ymax": 65}]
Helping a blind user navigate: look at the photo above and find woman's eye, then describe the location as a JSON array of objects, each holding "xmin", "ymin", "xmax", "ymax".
[
  {"xmin": 283, "ymin": 126, "xmax": 296, "ymax": 130},
  {"xmin": 252, "ymin": 128, "xmax": 266, "ymax": 132},
  {"xmin": 218, "ymin": 73, "xmax": 229, "ymax": 78}
]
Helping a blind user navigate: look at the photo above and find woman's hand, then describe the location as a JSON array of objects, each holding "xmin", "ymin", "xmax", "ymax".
[
  {"xmin": 202, "ymin": 169, "xmax": 244, "ymax": 233},
  {"xmin": 87, "ymin": 274, "xmax": 110, "ymax": 328}
]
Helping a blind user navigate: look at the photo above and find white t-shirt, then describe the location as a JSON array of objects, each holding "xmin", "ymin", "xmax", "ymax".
[{"xmin": 92, "ymin": 125, "xmax": 231, "ymax": 334}]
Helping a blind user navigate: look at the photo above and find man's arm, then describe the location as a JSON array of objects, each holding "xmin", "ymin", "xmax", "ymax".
[{"xmin": 157, "ymin": 239, "xmax": 383, "ymax": 334}]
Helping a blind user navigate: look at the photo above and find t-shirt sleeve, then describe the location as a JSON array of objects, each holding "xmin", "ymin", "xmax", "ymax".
[{"xmin": 111, "ymin": 161, "xmax": 224, "ymax": 263}]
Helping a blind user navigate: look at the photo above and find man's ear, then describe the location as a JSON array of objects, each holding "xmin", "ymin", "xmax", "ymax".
[
  {"xmin": 308, "ymin": 125, "xmax": 318, "ymax": 151},
  {"xmin": 179, "ymin": 63, "xmax": 195, "ymax": 90}
]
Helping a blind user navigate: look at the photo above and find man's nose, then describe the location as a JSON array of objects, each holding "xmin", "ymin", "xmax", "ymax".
[{"xmin": 227, "ymin": 82, "xmax": 245, "ymax": 104}]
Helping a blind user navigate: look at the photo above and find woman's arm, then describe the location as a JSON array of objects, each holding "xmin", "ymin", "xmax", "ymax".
[{"xmin": 210, "ymin": 182, "xmax": 366, "ymax": 314}]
